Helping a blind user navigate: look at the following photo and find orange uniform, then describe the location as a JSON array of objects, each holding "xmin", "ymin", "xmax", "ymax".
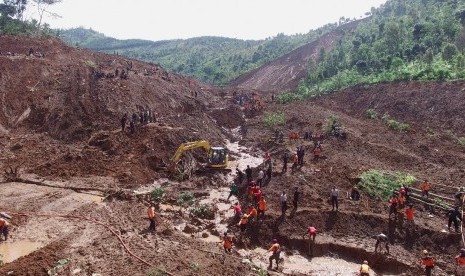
[
  {"xmin": 247, "ymin": 206, "xmax": 257, "ymax": 217},
  {"xmin": 421, "ymin": 182, "xmax": 430, "ymax": 192},
  {"xmin": 147, "ymin": 206, "xmax": 155, "ymax": 219},
  {"xmin": 259, "ymin": 199, "xmax": 267, "ymax": 211},
  {"xmin": 269, "ymin": 243, "xmax": 280, "ymax": 252},
  {"xmin": 223, "ymin": 236, "xmax": 233, "ymax": 249},
  {"xmin": 406, "ymin": 207, "xmax": 414, "ymax": 221}
]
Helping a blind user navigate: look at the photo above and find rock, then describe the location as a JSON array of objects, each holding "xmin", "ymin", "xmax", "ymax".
[
  {"xmin": 183, "ymin": 224, "xmax": 198, "ymax": 234},
  {"xmin": 201, "ymin": 232, "xmax": 209, "ymax": 238}
]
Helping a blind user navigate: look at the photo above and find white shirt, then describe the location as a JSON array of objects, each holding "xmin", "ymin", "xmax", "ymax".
[
  {"xmin": 280, "ymin": 194, "xmax": 287, "ymax": 203},
  {"xmin": 330, "ymin": 189, "xmax": 339, "ymax": 197},
  {"xmin": 258, "ymin": 170, "xmax": 264, "ymax": 179}
]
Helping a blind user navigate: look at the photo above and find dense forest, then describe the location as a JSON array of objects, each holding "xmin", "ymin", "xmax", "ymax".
[
  {"xmin": 278, "ymin": 0, "xmax": 465, "ymax": 102},
  {"xmin": 60, "ymin": 26, "xmax": 339, "ymax": 85}
]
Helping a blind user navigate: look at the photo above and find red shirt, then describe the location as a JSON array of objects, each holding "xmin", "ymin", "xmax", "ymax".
[
  {"xmin": 308, "ymin": 227, "xmax": 317, "ymax": 235},
  {"xmin": 233, "ymin": 205, "xmax": 241, "ymax": 215},
  {"xmin": 406, "ymin": 208, "xmax": 414, "ymax": 220}
]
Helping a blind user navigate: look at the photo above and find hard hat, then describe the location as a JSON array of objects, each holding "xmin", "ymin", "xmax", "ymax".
[
  {"xmin": 422, "ymin": 250, "xmax": 428, "ymax": 254},
  {"xmin": 461, "ymin": 248, "xmax": 465, "ymax": 253},
  {"xmin": 272, "ymin": 239, "xmax": 277, "ymax": 243},
  {"xmin": 363, "ymin": 260, "xmax": 368, "ymax": 264}
]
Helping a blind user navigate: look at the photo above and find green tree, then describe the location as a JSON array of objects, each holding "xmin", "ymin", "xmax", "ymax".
[{"xmin": 442, "ymin": 43, "xmax": 458, "ymax": 61}]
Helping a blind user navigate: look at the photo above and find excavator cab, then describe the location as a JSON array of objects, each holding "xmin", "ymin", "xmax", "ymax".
[{"xmin": 208, "ymin": 147, "xmax": 228, "ymax": 168}]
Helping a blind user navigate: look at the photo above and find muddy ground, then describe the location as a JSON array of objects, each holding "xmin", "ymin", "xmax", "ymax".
[{"xmin": 0, "ymin": 35, "xmax": 465, "ymax": 276}]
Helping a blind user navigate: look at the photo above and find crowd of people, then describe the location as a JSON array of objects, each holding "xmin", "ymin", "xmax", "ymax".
[{"xmin": 120, "ymin": 110, "xmax": 157, "ymax": 134}]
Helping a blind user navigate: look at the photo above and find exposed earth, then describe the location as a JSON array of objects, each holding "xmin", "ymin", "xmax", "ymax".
[{"xmin": 0, "ymin": 34, "xmax": 465, "ymax": 276}]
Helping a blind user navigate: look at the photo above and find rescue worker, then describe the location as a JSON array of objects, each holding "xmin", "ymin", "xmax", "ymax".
[
  {"xmin": 0, "ymin": 217, "xmax": 10, "ymax": 241},
  {"xmin": 313, "ymin": 143, "xmax": 322, "ymax": 161},
  {"xmin": 303, "ymin": 226, "xmax": 317, "ymax": 242},
  {"xmin": 245, "ymin": 165, "xmax": 253, "ymax": 182},
  {"xmin": 280, "ymin": 191, "xmax": 288, "ymax": 216},
  {"xmin": 253, "ymin": 187, "xmax": 262, "ymax": 205},
  {"xmin": 456, "ymin": 188, "xmax": 465, "ymax": 206},
  {"xmin": 120, "ymin": 113, "xmax": 127, "ymax": 132},
  {"xmin": 291, "ymin": 153, "xmax": 298, "ymax": 173},
  {"xmin": 227, "ymin": 182, "xmax": 238, "ymax": 201},
  {"xmin": 421, "ymin": 250, "xmax": 436, "ymax": 276},
  {"xmin": 264, "ymin": 152, "xmax": 271, "ymax": 167},
  {"xmin": 221, "ymin": 232, "xmax": 234, "ymax": 253},
  {"xmin": 350, "ymin": 186, "xmax": 361, "ymax": 201},
  {"xmin": 389, "ymin": 194, "xmax": 398, "ymax": 220},
  {"xmin": 236, "ymin": 167, "xmax": 244, "ymax": 185},
  {"xmin": 247, "ymin": 204, "xmax": 258, "ymax": 222},
  {"xmin": 147, "ymin": 204, "xmax": 156, "ymax": 232},
  {"xmin": 258, "ymin": 196, "xmax": 267, "ymax": 219},
  {"xmin": 359, "ymin": 260, "xmax": 370, "ymax": 276},
  {"xmin": 456, "ymin": 248, "xmax": 465, "ymax": 276},
  {"xmin": 447, "ymin": 206, "xmax": 461, "ymax": 232},
  {"xmin": 405, "ymin": 204, "xmax": 415, "ymax": 226},
  {"xmin": 330, "ymin": 186, "xmax": 339, "ymax": 211},
  {"xmin": 293, "ymin": 187, "xmax": 300, "ymax": 210},
  {"xmin": 231, "ymin": 202, "xmax": 242, "ymax": 224},
  {"xmin": 238, "ymin": 213, "xmax": 249, "ymax": 232},
  {"xmin": 282, "ymin": 152, "xmax": 289, "ymax": 173},
  {"xmin": 257, "ymin": 168, "xmax": 264, "ymax": 187},
  {"xmin": 266, "ymin": 162, "xmax": 272, "ymax": 182},
  {"xmin": 268, "ymin": 239, "xmax": 281, "ymax": 269},
  {"xmin": 374, "ymin": 233, "xmax": 389, "ymax": 254},
  {"xmin": 421, "ymin": 180, "xmax": 430, "ymax": 198}
]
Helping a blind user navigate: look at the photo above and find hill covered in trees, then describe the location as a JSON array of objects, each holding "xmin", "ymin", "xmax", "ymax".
[
  {"xmin": 60, "ymin": 25, "xmax": 339, "ymax": 85},
  {"xmin": 278, "ymin": 0, "xmax": 465, "ymax": 102}
]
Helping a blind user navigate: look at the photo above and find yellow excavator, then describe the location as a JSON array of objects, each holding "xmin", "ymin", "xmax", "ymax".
[{"xmin": 168, "ymin": 140, "xmax": 228, "ymax": 173}]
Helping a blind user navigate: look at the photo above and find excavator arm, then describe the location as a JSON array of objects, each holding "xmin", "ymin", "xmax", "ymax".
[{"xmin": 169, "ymin": 140, "xmax": 211, "ymax": 172}]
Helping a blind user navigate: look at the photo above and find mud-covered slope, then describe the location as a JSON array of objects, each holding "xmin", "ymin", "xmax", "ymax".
[
  {"xmin": 229, "ymin": 21, "xmax": 362, "ymax": 92},
  {"xmin": 0, "ymin": 35, "xmax": 235, "ymax": 185}
]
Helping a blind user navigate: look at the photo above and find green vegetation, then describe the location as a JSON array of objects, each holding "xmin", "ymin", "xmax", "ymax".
[
  {"xmin": 447, "ymin": 130, "xmax": 465, "ymax": 146},
  {"xmin": 278, "ymin": 0, "xmax": 465, "ymax": 102},
  {"xmin": 358, "ymin": 169, "xmax": 417, "ymax": 200},
  {"xmin": 177, "ymin": 191, "xmax": 194, "ymax": 206},
  {"xmin": 325, "ymin": 115, "xmax": 340, "ymax": 135},
  {"xmin": 366, "ymin": 109, "xmax": 377, "ymax": 119},
  {"xmin": 151, "ymin": 187, "xmax": 165, "ymax": 202},
  {"xmin": 61, "ymin": 25, "xmax": 339, "ymax": 85},
  {"xmin": 0, "ymin": 0, "xmax": 60, "ymax": 37},
  {"xmin": 190, "ymin": 204, "xmax": 214, "ymax": 219},
  {"xmin": 190, "ymin": 263, "xmax": 200, "ymax": 271},
  {"xmin": 382, "ymin": 113, "xmax": 410, "ymax": 131},
  {"xmin": 262, "ymin": 111, "xmax": 285, "ymax": 128},
  {"xmin": 47, "ymin": 258, "xmax": 69, "ymax": 276}
]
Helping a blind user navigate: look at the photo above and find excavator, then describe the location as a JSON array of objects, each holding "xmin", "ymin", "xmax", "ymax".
[{"xmin": 168, "ymin": 140, "xmax": 229, "ymax": 173}]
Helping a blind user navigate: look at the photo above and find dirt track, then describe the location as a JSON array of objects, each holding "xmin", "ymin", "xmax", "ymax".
[{"xmin": 0, "ymin": 35, "xmax": 465, "ymax": 275}]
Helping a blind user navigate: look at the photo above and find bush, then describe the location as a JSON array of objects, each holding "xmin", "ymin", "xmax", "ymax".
[
  {"xmin": 190, "ymin": 204, "xmax": 215, "ymax": 219},
  {"xmin": 151, "ymin": 188, "xmax": 165, "ymax": 202},
  {"xmin": 366, "ymin": 109, "xmax": 377, "ymax": 119},
  {"xmin": 382, "ymin": 113, "xmax": 409, "ymax": 131},
  {"xmin": 177, "ymin": 192, "xmax": 194, "ymax": 206},
  {"xmin": 358, "ymin": 170, "xmax": 417, "ymax": 200},
  {"xmin": 325, "ymin": 115, "xmax": 339, "ymax": 135},
  {"xmin": 262, "ymin": 111, "xmax": 285, "ymax": 128}
]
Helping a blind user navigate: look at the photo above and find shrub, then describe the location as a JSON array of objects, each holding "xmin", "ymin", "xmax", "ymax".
[
  {"xmin": 262, "ymin": 111, "xmax": 285, "ymax": 128},
  {"xmin": 325, "ymin": 115, "xmax": 339, "ymax": 135},
  {"xmin": 358, "ymin": 169, "xmax": 417, "ymax": 200},
  {"xmin": 177, "ymin": 192, "xmax": 194, "ymax": 206},
  {"xmin": 366, "ymin": 109, "xmax": 377, "ymax": 119},
  {"xmin": 190, "ymin": 204, "xmax": 214, "ymax": 219},
  {"xmin": 151, "ymin": 188, "xmax": 165, "ymax": 202},
  {"xmin": 382, "ymin": 113, "xmax": 409, "ymax": 131}
]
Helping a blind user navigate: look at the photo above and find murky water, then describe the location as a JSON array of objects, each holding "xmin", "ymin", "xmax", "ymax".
[
  {"xmin": 236, "ymin": 248, "xmax": 383, "ymax": 275},
  {"xmin": 0, "ymin": 240, "xmax": 42, "ymax": 263}
]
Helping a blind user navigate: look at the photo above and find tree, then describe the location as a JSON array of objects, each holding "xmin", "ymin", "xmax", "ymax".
[
  {"xmin": 0, "ymin": 0, "xmax": 26, "ymax": 19},
  {"xmin": 442, "ymin": 43, "xmax": 458, "ymax": 62},
  {"xmin": 31, "ymin": 0, "xmax": 61, "ymax": 30}
]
